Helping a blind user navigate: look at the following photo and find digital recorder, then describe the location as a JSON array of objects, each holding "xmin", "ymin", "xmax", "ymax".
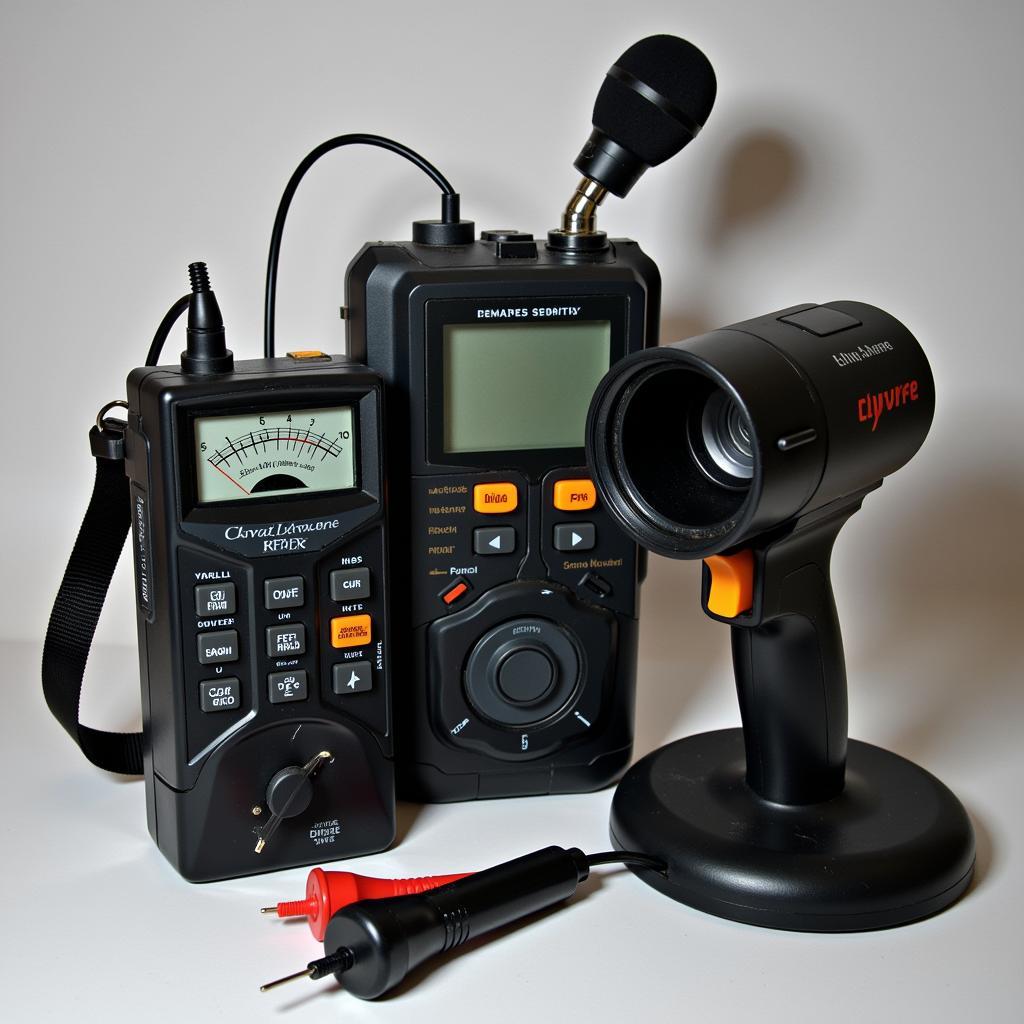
[{"xmin": 346, "ymin": 240, "xmax": 659, "ymax": 800}]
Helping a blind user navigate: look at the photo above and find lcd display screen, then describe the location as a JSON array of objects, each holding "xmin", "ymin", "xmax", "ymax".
[{"xmin": 442, "ymin": 321, "xmax": 612, "ymax": 452}]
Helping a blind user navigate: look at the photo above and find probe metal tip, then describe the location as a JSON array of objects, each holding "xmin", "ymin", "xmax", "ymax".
[
  {"xmin": 254, "ymin": 837, "xmax": 266, "ymax": 854},
  {"xmin": 259, "ymin": 906, "xmax": 279, "ymax": 914},
  {"xmin": 260, "ymin": 966, "xmax": 314, "ymax": 992}
]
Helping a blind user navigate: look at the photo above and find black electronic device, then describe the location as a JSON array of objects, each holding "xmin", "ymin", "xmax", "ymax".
[
  {"xmin": 334, "ymin": 34, "xmax": 716, "ymax": 800},
  {"xmin": 344, "ymin": 250, "xmax": 655, "ymax": 801},
  {"xmin": 44, "ymin": 264, "xmax": 396, "ymax": 882},
  {"xmin": 586, "ymin": 301, "xmax": 976, "ymax": 930}
]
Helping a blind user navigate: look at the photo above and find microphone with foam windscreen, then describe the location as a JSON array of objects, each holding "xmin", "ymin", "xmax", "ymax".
[
  {"xmin": 581, "ymin": 34, "xmax": 716, "ymax": 196},
  {"xmin": 552, "ymin": 34, "xmax": 716, "ymax": 250}
]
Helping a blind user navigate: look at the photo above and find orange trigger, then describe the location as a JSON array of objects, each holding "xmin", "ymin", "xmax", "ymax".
[{"xmin": 703, "ymin": 550, "xmax": 755, "ymax": 618}]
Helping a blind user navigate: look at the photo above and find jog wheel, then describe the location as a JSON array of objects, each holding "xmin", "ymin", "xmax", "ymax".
[{"xmin": 464, "ymin": 616, "xmax": 580, "ymax": 728}]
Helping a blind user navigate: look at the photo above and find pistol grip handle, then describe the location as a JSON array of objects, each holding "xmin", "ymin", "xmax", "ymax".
[
  {"xmin": 730, "ymin": 561, "xmax": 847, "ymax": 804},
  {"xmin": 702, "ymin": 501, "xmax": 862, "ymax": 805}
]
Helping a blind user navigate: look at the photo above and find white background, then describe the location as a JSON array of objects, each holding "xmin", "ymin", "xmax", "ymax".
[{"xmin": 2, "ymin": 1, "xmax": 1021, "ymax": 1021}]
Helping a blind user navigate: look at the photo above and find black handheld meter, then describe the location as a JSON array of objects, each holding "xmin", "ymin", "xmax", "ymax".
[
  {"xmin": 123, "ymin": 268, "xmax": 394, "ymax": 881},
  {"xmin": 346, "ymin": 237, "xmax": 659, "ymax": 800}
]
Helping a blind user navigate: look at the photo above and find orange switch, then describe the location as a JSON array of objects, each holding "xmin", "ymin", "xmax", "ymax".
[
  {"xmin": 286, "ymin": 349, "xmax": 328, "ymax": 360},
  {"xmin": 473, "ymin": 482, "xmax": 518, "ymax": 514},
  {"xmin": 703, "ymin": 550, "xmax": 755, "ymax": 618},
  {"xmin": 553, "ymin": 478, "xmax": 597, "ymax": 511},
  {"xmin": 330, "ymin": 613, "xmax": 372, "ymax": 649}
]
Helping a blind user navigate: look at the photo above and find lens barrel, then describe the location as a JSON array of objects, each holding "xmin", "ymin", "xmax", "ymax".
[{"xmin": 586, "ymin": 302, "xmax": 934, "ymax": 559}]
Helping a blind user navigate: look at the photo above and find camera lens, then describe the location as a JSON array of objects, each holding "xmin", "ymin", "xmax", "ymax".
[
  {"xmin": 699, "ymin": 390, "xmax": 754, "ymax": 482},
  {"xmin": 599, "ymin": 364, "xmax": 754, "ymax": 548}
]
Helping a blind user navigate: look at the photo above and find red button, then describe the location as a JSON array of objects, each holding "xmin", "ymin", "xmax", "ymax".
[{"xmin": 441, "ymin": 580, "xmax": 470, "ymax": 605}]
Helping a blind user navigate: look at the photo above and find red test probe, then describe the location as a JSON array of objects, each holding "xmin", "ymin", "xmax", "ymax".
[{"xmin": 261, "ymin": 866, "xmax": 473, "ymax": 940}]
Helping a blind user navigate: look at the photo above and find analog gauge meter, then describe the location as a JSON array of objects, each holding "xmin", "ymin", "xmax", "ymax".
[{"xmin": 194, "ymin": 406, "xmax": 356, "ymax": 503}]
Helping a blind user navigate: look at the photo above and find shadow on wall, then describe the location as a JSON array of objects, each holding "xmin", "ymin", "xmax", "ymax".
[
  {"xmin": 656, "ymin": 101, "xmax": 858, "ymax": 344},
  {"xmin": 703, "ymin": 129, "xmax": 806, "ymax": 249},
  {"xmin": 661, "ymin": 125, "xmax": 808, "ymax": 343},
  {"xmin": 847, "ymin": 469, "xmax": 1024, "ymax": 767}
]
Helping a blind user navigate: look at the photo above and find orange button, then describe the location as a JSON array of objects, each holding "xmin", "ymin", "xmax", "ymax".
[
  {"xmin": 330, "ymin": 613, "xmax": 372, "ymax": 649},
  {"xmin": 286, "ymin": 349, "xmax": 327, "ymax": 359},
  {"xmin": 553, "ymin": 478, "xmax": 597, "ymax": 511},
  {"xmin": 703, "ymin": 550, "xmax": 755, "ymax": 618},
  {"xmin": 473, "ymin": 482, "xmax": 518, "ymax": 514}
]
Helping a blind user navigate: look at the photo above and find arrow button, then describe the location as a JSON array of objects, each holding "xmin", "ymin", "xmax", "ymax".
[
  {"xmin": 332, "ymin": 660, "xmax": 373, "ymax": 695},
  {"xmin": 553, "ymin": 522, "xmax": 596, "ymax": 552},
  {"xmin": 473, "ymin": 526, "xmax": 516, "ymax": 555}
]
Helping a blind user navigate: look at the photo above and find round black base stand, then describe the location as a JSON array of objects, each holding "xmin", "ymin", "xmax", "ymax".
[{"xmin": 611, "ymin": 729, "xmax": 975, "ymax": 932}]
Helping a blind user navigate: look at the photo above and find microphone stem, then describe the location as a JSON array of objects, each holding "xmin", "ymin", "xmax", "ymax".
[{"xmin": 561, "ymin": 177, "xmax": 609, "ymax": 234}]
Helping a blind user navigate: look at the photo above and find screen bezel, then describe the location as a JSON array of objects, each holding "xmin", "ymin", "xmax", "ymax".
[
  {"xmin": 175, "ymin": 389, "xmax": 370, "ymax": 524},
  {"xmin": 424, "ymin": 296, "xmax": 628, "ymax": 472}
]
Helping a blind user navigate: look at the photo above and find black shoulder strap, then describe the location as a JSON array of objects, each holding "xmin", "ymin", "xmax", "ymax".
[{"xmin": 41, "ymin": 417, "xmax": 144, "ymax": 775}]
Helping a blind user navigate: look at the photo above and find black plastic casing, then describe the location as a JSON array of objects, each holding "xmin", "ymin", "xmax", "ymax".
[
  {"xmin": 124, "ymin": 356, "xmax": 394, "ymax": 881},
  {"xmin": 345, "ymin": 235, "xmax": 659, "ymax": 801}
]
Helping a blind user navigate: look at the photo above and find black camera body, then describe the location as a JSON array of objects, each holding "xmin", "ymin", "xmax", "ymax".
[
  {"xmin": 346, "ymin": 234, "xmax": 659, "ymax": 800},
  {"xmin": 124, "ymin": 353, "xmax": 395, "ymax": 880}
]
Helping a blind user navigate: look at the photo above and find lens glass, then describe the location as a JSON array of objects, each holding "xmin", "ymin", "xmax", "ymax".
[{"xmin": 699, "ymin": 391, "xmax": 754, "ymax": 483}]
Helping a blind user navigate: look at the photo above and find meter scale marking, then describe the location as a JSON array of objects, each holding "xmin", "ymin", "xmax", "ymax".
[
  {"xmin": 194, "ymin": 406, "xmax": 355, "ymax": 503},
  {"xmin": 207, "ymin": 428, "xmax": 345, "ymax": 496}
]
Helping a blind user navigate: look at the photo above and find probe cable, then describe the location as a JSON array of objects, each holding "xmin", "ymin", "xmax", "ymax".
[{"xmin": 262, "ymin": 133, "xmax": 457, "ymax": 358}]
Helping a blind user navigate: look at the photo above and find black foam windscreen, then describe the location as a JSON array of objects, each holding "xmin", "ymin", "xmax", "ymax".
[{"xmin": 593, "ymin": 35, "xmax": 717, "ymax": 166}]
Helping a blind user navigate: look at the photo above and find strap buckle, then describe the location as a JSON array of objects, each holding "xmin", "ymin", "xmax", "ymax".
[{"xmin": 90, "ymin": 399, "xmax": 129, "ymax": 461}]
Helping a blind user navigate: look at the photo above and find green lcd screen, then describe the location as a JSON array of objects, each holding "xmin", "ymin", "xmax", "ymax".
[
  {"xmin": 194, "ymin": 406, "xmax": 356, "ymax": 503},
  {"xmin": 442, "ymin": 321, "xmax": 612, "ymax": 453}
]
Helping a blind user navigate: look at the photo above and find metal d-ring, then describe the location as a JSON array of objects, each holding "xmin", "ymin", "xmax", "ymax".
[{"xmin": 95, "ymin": 399, "xmax": 129, "ymax": 432}]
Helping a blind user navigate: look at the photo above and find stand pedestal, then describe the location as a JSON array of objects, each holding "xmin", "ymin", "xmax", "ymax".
[{"xmin": 611, "ymin": 729, "xmax": 975, "ymax": 931}]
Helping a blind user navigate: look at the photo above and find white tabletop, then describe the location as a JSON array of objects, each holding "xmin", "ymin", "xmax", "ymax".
[{"xmin": 7, "ymin": 586, "xmax": 1020, "ymax": 1024}]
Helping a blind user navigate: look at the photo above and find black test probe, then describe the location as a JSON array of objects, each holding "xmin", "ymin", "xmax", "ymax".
[{"xmin": 261, "ymin": 846, "xmax": 664, "ymax": 999}]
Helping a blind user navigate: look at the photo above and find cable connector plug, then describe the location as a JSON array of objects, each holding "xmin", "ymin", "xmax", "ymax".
[{"xmin": 180, "ymin": 261, "xmax": 233, "ymax": 374}]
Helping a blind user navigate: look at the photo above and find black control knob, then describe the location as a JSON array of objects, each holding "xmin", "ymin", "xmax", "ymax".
[
  {"xmin": 265, "ymin": 765, "xmax": 315, "ymax": 819},
  {"xmin": 253, "ymin": 750, "xmax": 333, "ymax": 855},
  {"xmin": 496, "ymin": 647, "xmax": 555, "ymax": 704},
  {"xmin": 464, "ymin": 617, "xmax": 580, "ymax": 727}
]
